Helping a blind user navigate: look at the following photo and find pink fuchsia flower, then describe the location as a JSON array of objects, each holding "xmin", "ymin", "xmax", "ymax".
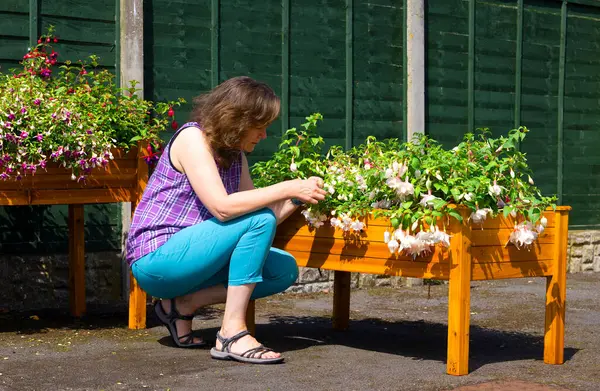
[
  {"xmin": 34, "ymin": 99, "xmax": 41, "ymax": 105},
  {"xmin": 39, "ymin": 68, "xmax": 52, "ymax": 78},
  {"xmin": 21, "ymin": 108, "xmax": 27, "ymax": 114},
  {"xmin": 36, "ymin": 134, "xmax": 43, "ymax": 141},
  {"xmin": 19, "ymin": 131, "xmax": 28, "ymax": 139},
  {"xmin": 7, "ymin": 113, "xmax": 15, "ymax": 121},
  {"xmin": 0, "ymin": 173, "xmax": 8, "ymax": 180},
  {"xmin": 364, "ymin": 159, "xmax": 373, "ymax": 170}
]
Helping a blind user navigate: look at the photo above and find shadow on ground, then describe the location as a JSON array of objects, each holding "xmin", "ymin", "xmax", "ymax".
[{"xmin": 2, "ymin": 305, "xmax": 577, "ymax": 374}]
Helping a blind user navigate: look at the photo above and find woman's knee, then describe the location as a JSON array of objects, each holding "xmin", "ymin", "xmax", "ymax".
[
  {"xmin": 270, "ymin": 248, "xmax": 299, "ymax": 285},
  {"xmin": 247, "ymin": 207, "xmax": 277, "ymax": 232}
]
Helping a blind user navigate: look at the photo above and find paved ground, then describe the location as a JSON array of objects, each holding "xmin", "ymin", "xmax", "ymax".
[{"xmin": 1, "ymin": 273, "xmax": 599, "ymax": 391}]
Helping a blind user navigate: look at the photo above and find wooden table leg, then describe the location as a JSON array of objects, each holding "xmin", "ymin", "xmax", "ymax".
[
  {"xmin": 246, "ymin": 300, "xmax": 256, "ymax": 336},
  {"xmin": 333, "ymin": 271, "xmax": 351, "ymax": 330},
  {"xmin": 128, "ymin": 271, "xmax": 147, "ymax": 329},
  {"xmin": 68, "ymin": 204, "xmax": 86, "ymax": 317},
  {"xmin": 447, "ymin": 213, "xmax": 472, "ymax": 376},
  {"xmin": 544, "ymin": 210, "xmax": 569, "ymax": 364}
]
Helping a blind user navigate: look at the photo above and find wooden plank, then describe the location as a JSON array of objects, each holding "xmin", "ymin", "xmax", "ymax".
[
  {"xmin": 274, "ymin": 235, "xmax": 451, "ymax": 264},
  {"xmin": 471, "ymin": 229, "xmax": 555, "ymax": 247},
  {"xmin": 286, "ymin": 250, "xmax": 450, "ymax": 279},
  {"xmin": 471, "ymin": 260, "xmax": 553, "ymax": 281},
  {"xmin": 447, "ymin": 209, "xmax": 472, "ymax": 376},
  {"xmin": 544, "ymin": 210, "xmax": 569, "ymax": 364},
  {"xmin": 333, "ymin": 271, "xmax": 351, "ymax": 330},
  {"xmin": 128, "ymin": 270, "xmax": 146, "ymax": 330},
  {"xmin": 68, "ymin": 204, "xmax": 85, "ymax": 317},
  {"xmin": 32, "ymin": 189, "xmax": 134, "ymax": 205},
  {"xmin": 471, "ymin": 243, "xmax": 555, "ymax": 263},
  {"xmin": 129, "ymin": 143, "xmax": 149, "ymax": 329},
  {"xmin": 0, "ymin": 175, "xmax": 137, "ymax": 190}
]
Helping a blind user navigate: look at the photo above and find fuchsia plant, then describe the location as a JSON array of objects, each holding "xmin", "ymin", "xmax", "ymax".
[
  {"xmin": 0, "ymin": 27, "xmax": 184, "ymax": 181},
  {"xmin": 252, "ymin": 113, "xmax": 557, "ymax": 257}
]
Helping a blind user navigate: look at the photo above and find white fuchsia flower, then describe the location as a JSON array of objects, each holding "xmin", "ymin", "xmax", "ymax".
[
  {"xmin": 387, "ymin": 239, "xmax": 399, "ymax": 254},
  {"xmin": 289, "ymin": 162, "xmax": 297, "ymax": 172},
  {"xmin": 470, "ymin": 208, "xmax": 491, "ymax": 225},
  {"xmin": 508, "ymin": 222, "xmax": 538, "ymax": 249},
  {"xmin": 464, "ymin": 192, "xmax": 474, "ymax": 202},
  {"xmin": 395, "ymin": 180, "xmax": 414, "ymax": 200},
  {"xmin": 384, "ymin": 231, "xmax": 391, "ymax": 243},
  {"xmin": 419, "ymin": 194, "xmax": 438, "ymax": 208},
  {"xmin": 489, "ymin": 182, "xmax": 503, "ymax": 197},
  {"xmin": 540, "ymin": 216, "xmax": 548, "ymax": 227}
]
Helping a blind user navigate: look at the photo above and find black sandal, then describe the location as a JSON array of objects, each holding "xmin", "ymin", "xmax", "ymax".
[
  {"xmin": 154, "ymin": 299, "xmax": 207, "ymax": 348},
  {"xmin": 210, "ymin": 330, "xmax": 284, "ymax": 364}
]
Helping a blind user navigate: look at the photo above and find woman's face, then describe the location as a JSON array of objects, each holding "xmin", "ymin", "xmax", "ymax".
[{"xmin": 241, "ymin": 126, "xmax": 267, "ymax": 153}]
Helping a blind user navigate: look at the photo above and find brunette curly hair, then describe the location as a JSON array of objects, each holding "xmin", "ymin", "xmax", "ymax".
[{"xmin": 190, "ymin": 76, "xmax": 280, "ymax": 168}]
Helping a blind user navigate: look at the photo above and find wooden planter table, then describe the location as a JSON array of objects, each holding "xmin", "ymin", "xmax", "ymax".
[
  {"xmin": 0, "ymin": 146, "xmax": 149, "ymax": 328},
  {"xmin": 270, "ymin": 207, "xmax": 570, "ymax": 375}
]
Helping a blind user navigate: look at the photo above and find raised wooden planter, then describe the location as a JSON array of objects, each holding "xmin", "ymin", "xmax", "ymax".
[
  {"xmin": 272, "ymin": 206, "xmax": 570, "ymax": 376},
  {"xmin": 0, "ymin": 146, "xmax": 149, "ymax": 329}
]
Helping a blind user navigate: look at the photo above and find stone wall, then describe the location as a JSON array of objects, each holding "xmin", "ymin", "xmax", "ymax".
[
  {"xmin": 0, "ymin": 252, "xmax": 123, "ymax": 312},
  {"xmin": 0, "ymin": 230, "xmax": 598, "ymax": 311},
  {"xmin": 567, "ymin": 230, "xmax": 600, "ymax": 273}
]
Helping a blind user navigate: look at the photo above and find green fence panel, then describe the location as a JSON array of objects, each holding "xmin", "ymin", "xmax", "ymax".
[
  {"xmin": 0, "ymin": 0, "xmax": 121, "ymax": 253},
  {"xmin": 426, "ymin": 0, "xmax": 470, "ymax": 148},
  {"xmin": 144, "ymin": 0, "xmax": 404, "ymax": 166},
  {"xmin": 562, "ymin": 4, "xmax": 600, "ymax": 228}
]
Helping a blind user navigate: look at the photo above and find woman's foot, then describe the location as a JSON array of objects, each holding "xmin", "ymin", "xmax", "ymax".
[
  {"xmin": 160, "ymin": 299, "xmax": 204, "ymax": 345},
  {"xmin": 216, "ymin": 328, "xmax": 281, "ymax": 359}
]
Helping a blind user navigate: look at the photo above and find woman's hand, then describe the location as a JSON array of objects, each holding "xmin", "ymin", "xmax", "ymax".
[{"xmin": 289, "ymin": 177, "xmax": 327, "ymax": 204}]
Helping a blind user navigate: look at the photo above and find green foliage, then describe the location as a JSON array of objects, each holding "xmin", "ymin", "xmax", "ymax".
[
  {"xmin": 0, "ymin": 26, "xmax": 184, "ymax": 181},
  {"xmin": 251, "ymin": 113, "xmax": 557, "ymax": 229}
]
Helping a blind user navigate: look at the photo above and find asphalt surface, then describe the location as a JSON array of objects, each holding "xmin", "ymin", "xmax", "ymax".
[{"xmin": 1, "ymin": 273, "xmax": 599, "ymax": 391}]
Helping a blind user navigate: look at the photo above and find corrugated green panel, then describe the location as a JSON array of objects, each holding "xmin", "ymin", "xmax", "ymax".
[
  {"xmin": 562, "ymin": 6, "xmax": 600, "ymax": 227},
  {"xmin": 0, "ymin": 0, "xmax": 27, "ymax": 13},
  {"xmin": 519, "ymin": 2, "xmax": 562, "ymax": 200},
  {"xmin": 0, "ymin": 12, "xmax": 28, "ymax": 36},
  {"xmin": 40, "ymin": 0, "xmax": 115, "ymax": 21},
  {"xmin": 219, "ymin": 0, "xmax": 281, "ymax": 83},
  {"xmin": 144, "ymin": 0, "xmax": 212, "ymax": 130},
  {"xmin": 426, "ymin": 0, "xmax": 469, "ymax": 148},
  {"xmin": 473, "ymin": 1, "xmax": 517, "ymax": 135},
  {"xmin": 353, "ymin": 0, "xmax": 403, "ymax": 143},
  {"xmin": 40, "ymin": 17, "xmax": 115, "ymax": 45},
  {"xmin": 288, "ymin": 0, "xmax": 346, "ymax": 146}
]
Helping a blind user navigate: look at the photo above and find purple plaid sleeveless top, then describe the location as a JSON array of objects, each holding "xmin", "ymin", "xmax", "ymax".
[{"xmin": 126, "ymin": 122, "xmax": 242, "ymax": 265}]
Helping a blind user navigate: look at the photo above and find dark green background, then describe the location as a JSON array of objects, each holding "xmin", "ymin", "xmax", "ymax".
[{"xmin": 0, "ymin": 0, "xmax": 598, "ymax": 255}]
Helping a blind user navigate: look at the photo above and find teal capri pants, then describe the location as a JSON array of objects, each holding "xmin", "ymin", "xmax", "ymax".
[{"xmin": 131, "ymin": 208, "xmax": 299, "ymax": 299}]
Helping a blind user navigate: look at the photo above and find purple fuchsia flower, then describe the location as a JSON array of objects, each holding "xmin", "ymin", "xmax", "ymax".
[
  {"xmin": 39, "ymin": 68, "xmax": 51, "ymax": 78},
  {"xmin": 39, "ymin": 160, "xmax": 46, "ymax": 169},
  {"xmin": 7, "ymin": 113, "xmax": 15, "ymax": 121},
  {"xmin": 36, "ymin": 134, "xmax": 43, "ymax": 141},
  {"xmin": 33, "ymin": 99, "xmax": 41, "ymax": 106},
  {"xmin": 0, "ymin": 173, "xmax": 7, "ymax": 180},
  {"xmin": 4, "ymin": 122, "xmax": 12, "ymax": 129},
  {"xmin": 20, "ymin": 131, "xmax": 28, "ymax": 139},
  {"xmin": 21, "ymin": 108, "xmax": 27, "ymax": 114},
  {"xmin": 79, "ymin": 159, "xmax": 86, "ymax": 167},
  {"xmin": 86, "ymin": 129, "xmax": 93, "ymax": 135}
]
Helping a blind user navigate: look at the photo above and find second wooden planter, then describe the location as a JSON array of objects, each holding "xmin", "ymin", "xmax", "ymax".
[{"xmin": 273, "ymin": 206, "xmax": 570, "ymax": 375}]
